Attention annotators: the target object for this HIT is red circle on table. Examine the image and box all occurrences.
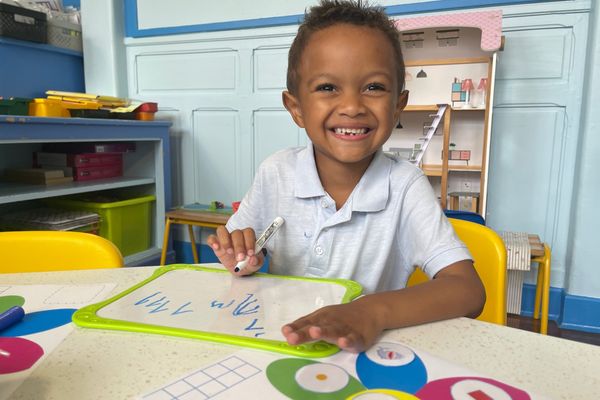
[0,337,44,374]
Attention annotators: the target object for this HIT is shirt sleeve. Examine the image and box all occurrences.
[398,173,472,279]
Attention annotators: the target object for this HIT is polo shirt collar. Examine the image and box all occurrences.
[294,144,391,213]
[294,143,326,198]
[352,150,390,212]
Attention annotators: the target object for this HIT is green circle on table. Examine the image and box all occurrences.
[266,358,365,399]
[0,296,25,313]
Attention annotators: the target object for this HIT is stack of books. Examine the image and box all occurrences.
[3,167,73,185]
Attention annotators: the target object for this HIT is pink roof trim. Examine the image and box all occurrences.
[394,10,503,52]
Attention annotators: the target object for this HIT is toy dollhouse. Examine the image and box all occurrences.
[387,10,502,216]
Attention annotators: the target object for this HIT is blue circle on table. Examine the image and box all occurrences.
[0,309,76,337]
[356,342,427,393]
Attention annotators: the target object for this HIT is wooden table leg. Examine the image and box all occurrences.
[187,224,199,264]
[160,217,172,266]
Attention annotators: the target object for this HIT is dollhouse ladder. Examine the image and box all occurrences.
[410,104,448,166]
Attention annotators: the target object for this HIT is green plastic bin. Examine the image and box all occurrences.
[46,194,155,257]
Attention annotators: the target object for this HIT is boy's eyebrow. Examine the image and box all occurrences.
[305,71,394,85]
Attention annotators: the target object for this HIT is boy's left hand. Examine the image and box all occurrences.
[281,300,383,353]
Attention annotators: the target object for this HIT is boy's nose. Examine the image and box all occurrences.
[337,92,366,117]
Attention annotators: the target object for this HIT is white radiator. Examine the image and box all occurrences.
[499,232,531,314]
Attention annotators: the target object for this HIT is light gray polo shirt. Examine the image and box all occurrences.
[226,144,471,294]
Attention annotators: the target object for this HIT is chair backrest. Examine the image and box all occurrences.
[0,231,124,273]
[407,218,507,325]
[443,209,486,225]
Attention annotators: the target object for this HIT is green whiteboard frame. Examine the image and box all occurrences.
[72,264,363,358]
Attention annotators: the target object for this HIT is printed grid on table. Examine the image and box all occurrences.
[142,356,261,400]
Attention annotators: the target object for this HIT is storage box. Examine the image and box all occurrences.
[72,163,123,181]
[35,152,123,168]
[47,18,81,52]
[0,97,31,115]
[46,193,156,256]
[0,3,47,43]
[29,98,101,117]
[68,109,136,120]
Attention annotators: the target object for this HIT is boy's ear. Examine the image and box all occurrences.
[282,91,305,128]
[394,90,409,123]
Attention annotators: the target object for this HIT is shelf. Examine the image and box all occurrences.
[0,177,155,204]
[451,107,486,112]
[405,105,440,112]
[448,165,482,172]
[421,164,482,177]
[422,164,443,177]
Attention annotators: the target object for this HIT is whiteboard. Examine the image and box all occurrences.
[72,265,362,357]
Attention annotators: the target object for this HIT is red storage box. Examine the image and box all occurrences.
[73,164,123,181]
[35,152,123,168]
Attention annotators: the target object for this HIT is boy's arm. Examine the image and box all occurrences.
[282,259,485,353]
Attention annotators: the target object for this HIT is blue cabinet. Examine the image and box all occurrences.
[0,116,171,265]
[0,37,84,98]
[487,10,589,287]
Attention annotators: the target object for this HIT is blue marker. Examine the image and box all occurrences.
[0,306,25,331]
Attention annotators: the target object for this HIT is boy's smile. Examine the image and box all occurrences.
[283,23,408,175]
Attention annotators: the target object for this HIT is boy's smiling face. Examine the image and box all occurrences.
[283,23,408,172]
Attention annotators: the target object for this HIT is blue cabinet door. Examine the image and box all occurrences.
[487,11,589,286]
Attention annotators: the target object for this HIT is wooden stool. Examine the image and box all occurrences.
[160,209,231,265]
[448,191,480,213]
[528,235,551,335]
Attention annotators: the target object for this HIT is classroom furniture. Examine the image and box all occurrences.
[0,116,171,266]
[0,231,123,273]
[443,209,485,225]
[501,232,551,335]
[448,191,480,213]
[160,209,230,265]
[4,266,599,400]
[407,218,507,325]
[530,237,552,335]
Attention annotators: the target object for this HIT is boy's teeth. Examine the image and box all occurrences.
[334,128,368,135]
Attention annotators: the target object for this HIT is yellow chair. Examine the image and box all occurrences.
[407,218,507,325]
[532,243,551,334]
[0,231,124,273]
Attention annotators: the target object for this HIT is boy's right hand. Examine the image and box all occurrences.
[207,226,264,276]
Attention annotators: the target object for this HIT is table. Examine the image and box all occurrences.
[3,266,599,400]
[160,209,231,265]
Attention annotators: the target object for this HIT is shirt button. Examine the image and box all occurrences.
[321,199,328,208]
[315,245,324,255]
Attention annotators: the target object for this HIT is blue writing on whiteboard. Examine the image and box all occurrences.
[172,301,193,315]
[245,318,265,337]
[210,299,235,309]
[233,293,260,316]
[135,291,170,313]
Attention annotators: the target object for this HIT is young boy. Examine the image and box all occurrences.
[207,0,485,353]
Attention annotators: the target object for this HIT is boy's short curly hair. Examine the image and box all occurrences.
[286,0,405,95]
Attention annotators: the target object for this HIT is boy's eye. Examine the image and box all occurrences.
[366,83,386,91]
[316,83,336,92]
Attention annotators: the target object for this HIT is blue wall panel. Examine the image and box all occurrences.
[0,38,84,98]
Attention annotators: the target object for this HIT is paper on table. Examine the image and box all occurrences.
[0,283,117,400]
